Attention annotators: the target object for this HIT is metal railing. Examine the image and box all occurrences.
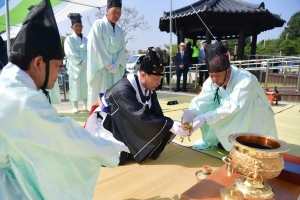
[166,56,300,91]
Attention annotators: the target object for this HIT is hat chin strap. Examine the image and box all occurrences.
[41,60,51,104]
[213,70,227,105]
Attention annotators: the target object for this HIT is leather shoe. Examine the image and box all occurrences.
[174,88,181,92]
[182,88,187,92]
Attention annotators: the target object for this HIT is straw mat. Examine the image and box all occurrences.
[57,109,89,126]
[92,143,224,200]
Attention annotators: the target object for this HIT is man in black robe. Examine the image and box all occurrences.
[102,47,189,165]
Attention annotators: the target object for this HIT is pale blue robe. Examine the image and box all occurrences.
[64,32,88,102]
[189,65,277,151]
[0,63,120,200]
[86,16,126,110]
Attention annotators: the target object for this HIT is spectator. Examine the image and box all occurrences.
[175,42,189,92]
[198,41,208,86]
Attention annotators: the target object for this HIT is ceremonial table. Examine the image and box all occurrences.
[180,164,300,200]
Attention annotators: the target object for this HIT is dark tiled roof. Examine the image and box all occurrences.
[159,0,285,38]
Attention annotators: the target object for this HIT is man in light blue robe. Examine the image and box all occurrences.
[183,42,277,151]
[86,0,126,110]
[64,13,88,113]
[0,0,122,199]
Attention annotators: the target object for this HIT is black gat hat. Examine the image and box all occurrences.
[140,47,168,76]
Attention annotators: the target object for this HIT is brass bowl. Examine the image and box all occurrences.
[226,133,290,180]
[223,133,290,199]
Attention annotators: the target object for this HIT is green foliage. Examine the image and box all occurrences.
[163,44,178,57]
[280,11,300,40]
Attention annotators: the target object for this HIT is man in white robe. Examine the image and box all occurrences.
[183,42,277,151]
[86,0,126,110]
[64,13,88,113]
[0,1,123,199]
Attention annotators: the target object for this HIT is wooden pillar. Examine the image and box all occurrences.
[250,25,258,59]
[177,31,181,46]
[193,38,197,46]
[206,29,212,44]
[237,29,245,60]
[250,34,257,59]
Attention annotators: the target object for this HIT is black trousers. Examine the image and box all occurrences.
[176,69,188,90]
[199,65,208,86]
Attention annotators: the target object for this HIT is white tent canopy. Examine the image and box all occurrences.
[0,0,107,40]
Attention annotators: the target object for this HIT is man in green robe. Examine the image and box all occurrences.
[86,0,126,110]
[0,0,123,199]
[183,42,277,151]
[64,13,88,113]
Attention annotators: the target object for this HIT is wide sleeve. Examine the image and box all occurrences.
[64,36,82,65]
[202,76,257,126]
[87,20,112,82]
[113,27,126,68]
[3,92,121,199]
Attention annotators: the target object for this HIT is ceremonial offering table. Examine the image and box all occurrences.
[266,93,281,106]
[180,164,300,200]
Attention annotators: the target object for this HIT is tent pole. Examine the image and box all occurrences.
[5,0,10,57]
[169,0,172,91]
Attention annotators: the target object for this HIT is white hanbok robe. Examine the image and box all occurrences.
[189,65,277,151]
[86,16,126,110]
[64,32,88,102]
[0,63,120,200]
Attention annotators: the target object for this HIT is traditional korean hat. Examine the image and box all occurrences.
[67,13,82,25]
[107,0,122,9]
[139,47,168,76]
[10,0,63,102]
[206,42,230,73]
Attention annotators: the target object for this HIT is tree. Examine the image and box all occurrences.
[280,11,300,41]
[118,6,151,44]
[89,6,151,44]
[163,44,178,57]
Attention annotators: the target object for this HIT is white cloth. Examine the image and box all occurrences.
[64,32,88,102]
[0,63,121,200]
[189,65,277,151]
[192,115,205,132]
[86,16,126,110]
[170,121,190,138]
[85,111,130,153]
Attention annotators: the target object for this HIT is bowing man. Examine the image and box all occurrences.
[100,47,190,165]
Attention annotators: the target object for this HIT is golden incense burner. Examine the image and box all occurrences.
[222,133,289,199]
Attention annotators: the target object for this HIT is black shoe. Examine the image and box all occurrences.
[182,88,187,92]
[174,89,181,92]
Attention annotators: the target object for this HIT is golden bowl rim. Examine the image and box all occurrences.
[228,133,290,153]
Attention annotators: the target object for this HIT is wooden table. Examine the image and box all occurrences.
[180,164,300,200]
[266,93,281,106]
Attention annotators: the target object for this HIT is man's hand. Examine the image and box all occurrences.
[109,63,119,74]
[192,115,205,132]
[179,65,184,69]
[105,64,113,72]
[82,60,87,68]
[170,121,190,138]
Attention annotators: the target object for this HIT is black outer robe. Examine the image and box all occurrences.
[103,77,174,164]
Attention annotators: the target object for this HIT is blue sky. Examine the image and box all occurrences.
[68,0,300,54]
